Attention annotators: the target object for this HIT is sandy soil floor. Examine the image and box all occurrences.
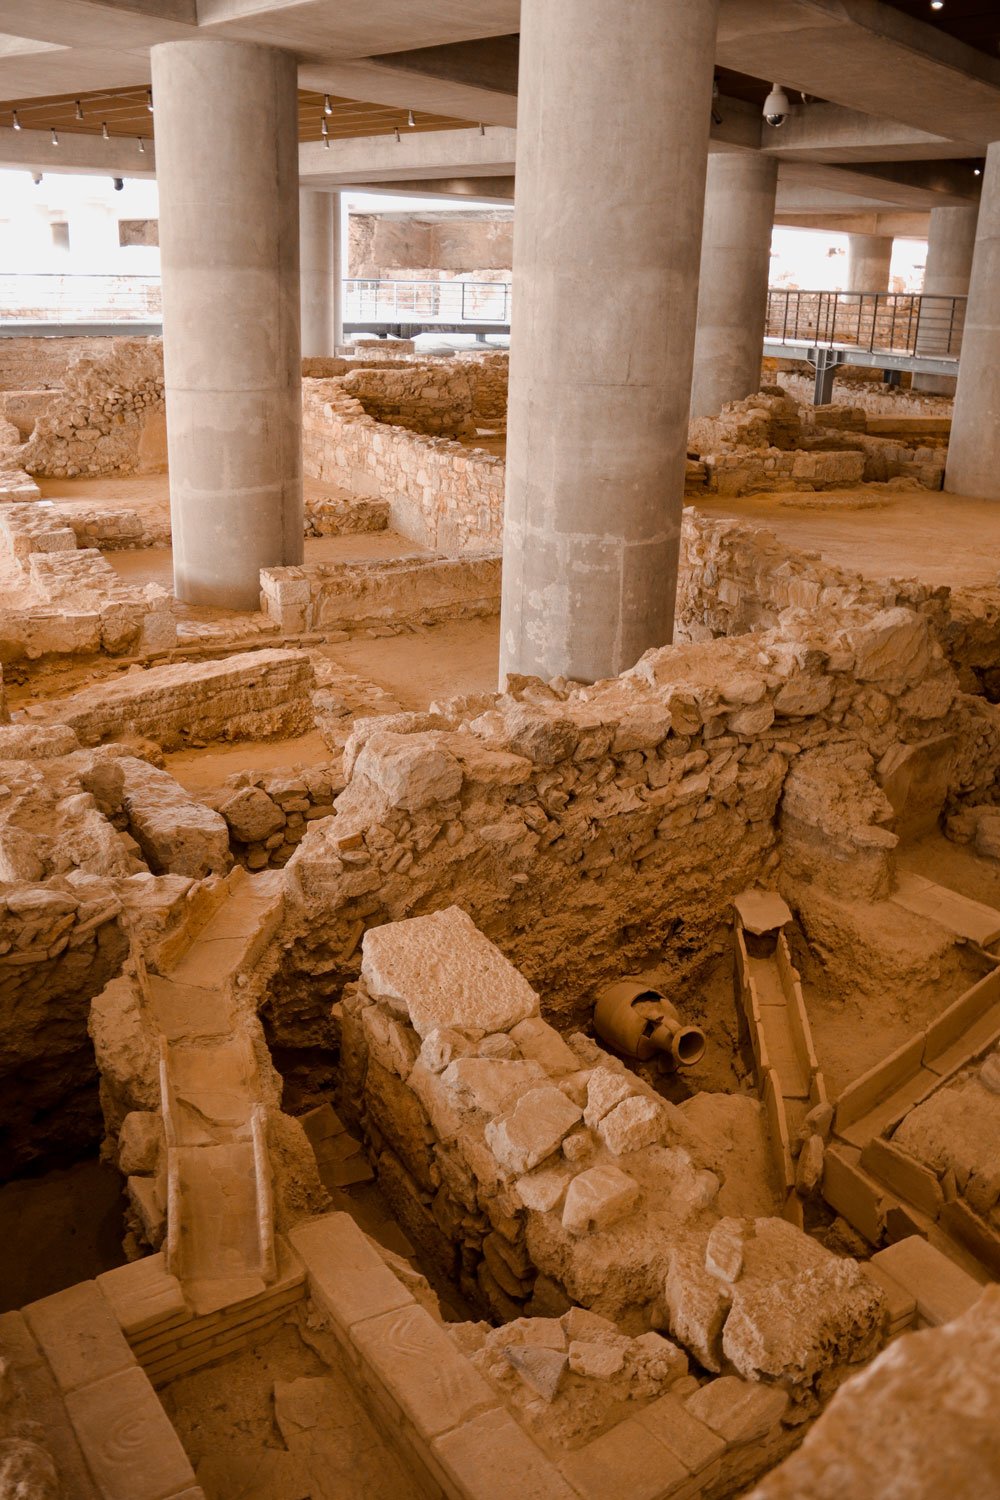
[106,529,429,592]
[697,486,1000,588]
[322,616,500,710]
[0,1157,126,1311]
[163,1317,423,1500]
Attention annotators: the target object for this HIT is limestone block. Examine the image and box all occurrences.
[23,1281,136,1393]
[597,1096,668,1156]
[635,1392,726,1476]
[503,1345,568,1400]
[442,1056,549,1117]
[64,1366,197,1500]
[118,1110,165,1175]
[119,758,231,879]
[288,1212,414,1331]
[663,1244,730,1373]
[351,1302,497,1440]
[685,1375,788,1444]
[847,607,932,687]
[433,1407,576,1500]
[568,1339,625,1379]
[361,907,539,1039]
[582,1067,637,1129]
[509,1018,581,1076]
[516,1163,573,1214]
[353,729,463,812]
[486,1087,583,1176]
[559,1415,688,1500]
[219,786,285,844]
[744,1288,1000,1500]
[562,1165,640,1237]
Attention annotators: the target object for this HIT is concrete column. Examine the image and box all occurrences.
[845,233,893,293]
[500,0,720,685]
[912,204,978,394]
[300,188,343,357]
[690,152,778,420]
[946,144,1000,498]
[151,39,302,610]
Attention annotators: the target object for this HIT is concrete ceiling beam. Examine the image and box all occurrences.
[716,0,1000,148]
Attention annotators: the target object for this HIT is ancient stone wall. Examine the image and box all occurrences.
[457,350,509,427]
[349,211,513,276]
[0,336,121,391]
[261,554,501,634]
[339,363,477,438]
[11,339,166,478]
[284,571,972,1041]
[302,378,505,554]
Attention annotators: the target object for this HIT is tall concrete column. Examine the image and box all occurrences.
[300,188,343,357]
[151,39,302,610]
[912,204,978,395]
[846,233,893,292]
[690,152,778,420]
[500,0,720,685]
[946,144,1000,499]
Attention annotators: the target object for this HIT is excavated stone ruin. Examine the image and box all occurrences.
[0,339,998,1500]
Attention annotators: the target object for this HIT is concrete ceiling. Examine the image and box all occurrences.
[0,0,994,223]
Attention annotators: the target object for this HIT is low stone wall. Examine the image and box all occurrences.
[705,447,866,496]
[260,554,501,634]
[0,335,121,392]
[10,338,166,478]
[0,878,126,1172]
[456,349,509,427]
[302,378,504,553]
[339,363,476,438]
[33,648,316,749]
[212,766,339,871]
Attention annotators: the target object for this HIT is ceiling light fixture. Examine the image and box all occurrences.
[102,121,109,140]
[323,94,332,115]
[394,127,401,142]
[146,88,154,112]
[407,109,415,127]
[75,99,84,121]
[51,128,59,146]
[930,1,944,10]
[324,133,330,150]
[479,122,485,135]
[974,166,982,176]
[11,110,20,130]
[321,117,328,139]
[137,136,145,154]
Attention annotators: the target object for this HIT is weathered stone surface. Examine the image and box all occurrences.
[442,1056,548,1117]
[487,1087,582,1176]
[503,1345,568,1402]
[562,1166,640,1236]
[353,730,463,812]
[219,785,285,843]
[582,1067,637,1129]
[119,757,230,879]
[686,1375,788,1443]
[362,906,539,1039]
[597,1095,667,1156]
[746,1288,1000,1500]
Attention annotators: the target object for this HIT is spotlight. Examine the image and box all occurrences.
[394,127,401,142]
[930,1,944,9]
[407,108,415,127]
[112,177,124,191]
[479,122,485,135]
[50,128,59,146]
[146,88,153,112]
[321,117,328,139]
[137,136,145,154]
[11,110,20,130]
[75,99,84,121]
[102,121,109,140]
[323,94,332,115]
[974,166,982,176]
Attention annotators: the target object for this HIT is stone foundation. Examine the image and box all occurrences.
[261,554,501,634]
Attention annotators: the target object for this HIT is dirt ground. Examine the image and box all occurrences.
[0,1156,126,1311]
[697,485,1000,588]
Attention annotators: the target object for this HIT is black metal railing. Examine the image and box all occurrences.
[765,288,966,361]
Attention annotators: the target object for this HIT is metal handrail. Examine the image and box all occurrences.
[765,288,966,361]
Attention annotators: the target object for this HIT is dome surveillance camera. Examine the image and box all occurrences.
[763,83,791,128]
[112,177,124,191]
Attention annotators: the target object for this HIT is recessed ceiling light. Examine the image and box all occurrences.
[974,166,982,176]
[930,1,943,10]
